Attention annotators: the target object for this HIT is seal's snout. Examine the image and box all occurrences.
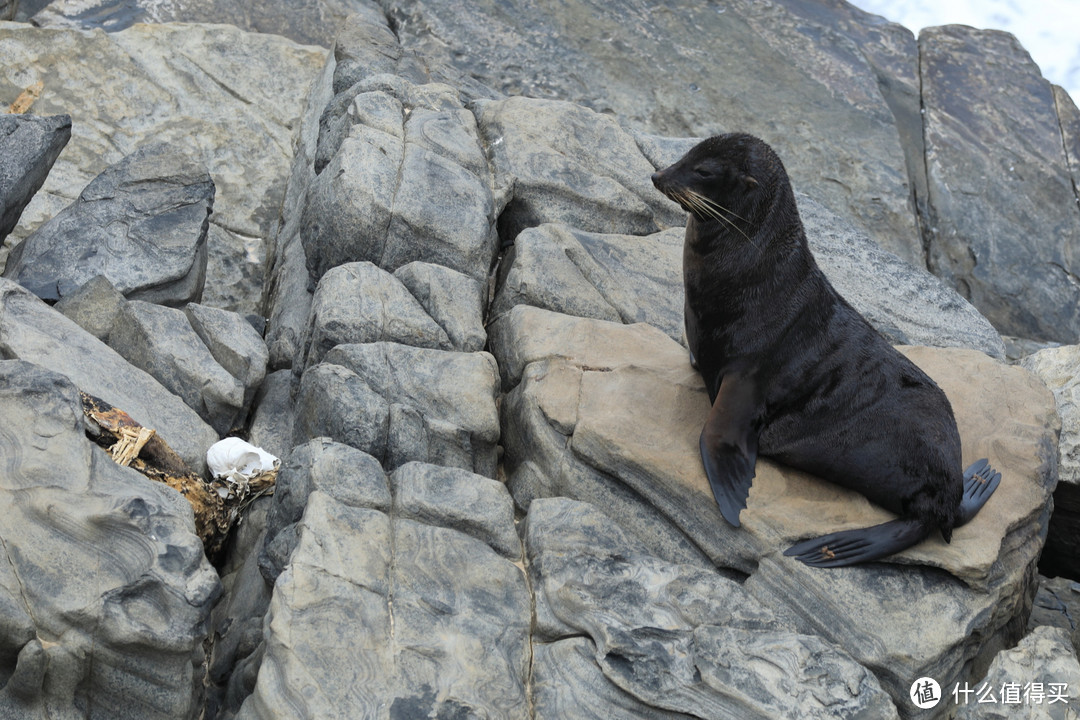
[651,170,664,189]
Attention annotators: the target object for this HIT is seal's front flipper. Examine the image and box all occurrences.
[700,427,757,527]
[783,518,933,568]
[700,370,761,527]
[956,458,1001,527]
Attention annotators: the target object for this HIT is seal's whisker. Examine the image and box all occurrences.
[681,190,758,249]
[691,192,750,223]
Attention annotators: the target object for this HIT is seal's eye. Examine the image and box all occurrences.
[693,167,714,180]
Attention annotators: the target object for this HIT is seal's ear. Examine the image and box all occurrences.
[742,174,759,189]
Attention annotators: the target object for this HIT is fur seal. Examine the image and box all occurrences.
[650,133,1001,567]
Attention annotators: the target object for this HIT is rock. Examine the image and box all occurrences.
[246,370,297,463]
[1028,575,1080,652]
[4,143,214,305]
[391,461,519,559]
[476,96,686,241]
[491,224,686,344]
[206,499,273,720]
[531,638,697,719]
[0,359,220,719]
[0,278,218,473]
[1007,336,1065,365]
[797,192,1006,358]
[203,224,267,318]
[29,0,367,48]
[321,342,501,476]
[329,8,498,110]
[393,261,487,353]
[920,25,1080,343]
[0,21,326,314]
[259,439,392,583]
[525,497,898,719]
[954,626,1080,719]
[262,9,500,369]
[300,86,404,282]
[388,0,922,263]
[0,113,70,243]
[300,76,499,283]
[1022,345,1080,579]
[492,305,1058,709]
[262,226,315,371]
[184,302,269,410]
[292,363,390,465]
[53,274,127,343]
[261,55,336,370]
[301,261,450,369]
[0,0,14,21]
[109,300,246,435]
[242,453,530,719]
[1056,85,1080,209]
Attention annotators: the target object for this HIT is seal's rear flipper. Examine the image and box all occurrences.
[956,458,1001,526]
[783,518,932,568]
[700,428,756,527]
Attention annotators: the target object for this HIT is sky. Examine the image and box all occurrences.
[848,0,1080,102]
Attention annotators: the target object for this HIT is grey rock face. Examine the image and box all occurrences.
[184,302,269,409]
[203,224,268,318]
[477,97,685,240]
[53,274,127,343]
[292,363,390,463]
[260,439,391,584]
[1057,85,1080,205]
[261,8,499,370]
[0,278,218,473]
[110,300,246,435]
[387,0,921,263]
[525,497,898,720]
[246,369,297,463]
[531,638,697,719]
[1028,575,1080,652]
[391,461,519,559]
[321,342,501,476]
[393,261,487,352]
[300,77,498,283]
[921,26,1080,343]
[261,55,336,370]
[1023,345,1080,579]
[954,626,1080,720]
[492,224,686,344]
[302,261,450,369]
[30,0,370,48]
[206,498,273,720]
[797,193,1006,358]
[243,447,530,719]
[0,113,71,242]
[0,360,219,719]
[4,144,213,305]
[0,22,326,316]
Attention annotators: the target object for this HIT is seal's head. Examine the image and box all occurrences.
[651,133,792,234]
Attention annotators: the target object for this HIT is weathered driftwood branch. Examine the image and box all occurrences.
[80,391,275,557]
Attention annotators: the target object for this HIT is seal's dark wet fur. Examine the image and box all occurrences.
[652,133,1000,567]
